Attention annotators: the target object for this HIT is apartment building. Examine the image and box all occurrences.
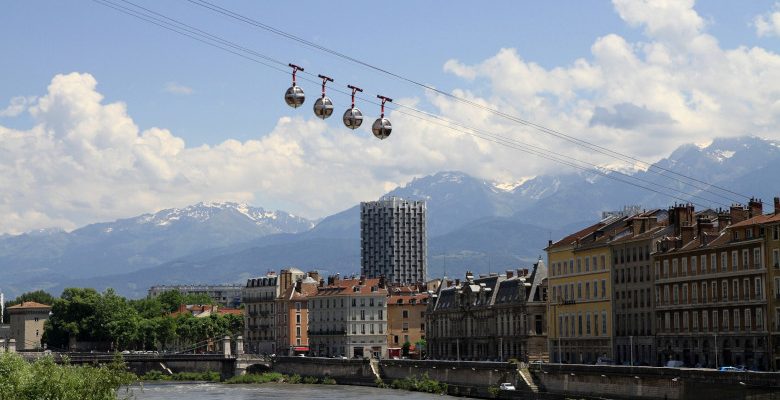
[426,265,546,362]
[7,301,51,351]
[654,200,769,370]
[610,210,670,366]
[243,272,283,354]
[308,276,389,359]
[148,284,243,308]
[361,197,427,284]
[547,215,626,364]
[387,289,428,358]
[275,274,318,356]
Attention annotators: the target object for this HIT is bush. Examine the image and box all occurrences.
[302,376,319,384]
[0,352,136,400]
[141,370,171,381]
[171,371,220,382]
[225,372,287,384]
[288,374,302,384]
[321,377,337,385]
[389,373,447,394]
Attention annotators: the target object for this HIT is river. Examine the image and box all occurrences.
[126,382,460,399]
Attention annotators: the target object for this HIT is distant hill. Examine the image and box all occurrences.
[3,136,779,298]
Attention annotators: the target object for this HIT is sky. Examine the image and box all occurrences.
[2,0,780,234]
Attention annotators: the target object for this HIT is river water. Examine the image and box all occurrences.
[126,382,460,400]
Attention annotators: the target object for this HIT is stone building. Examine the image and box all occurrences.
[654,200,770,370]
[610,210,669,366]
[547,216,626,364]
[243,272,282,354]
[148,284,243,308]
[8,301,51,351]
[361,197,427,284]
[387,288,428,358]
[426,264,547,362]
[308,276,389,358]
[762,197,780,369]
[275,274,318,356]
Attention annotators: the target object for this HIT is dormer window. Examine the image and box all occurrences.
[733,231,740,240]
[746,229,753,239]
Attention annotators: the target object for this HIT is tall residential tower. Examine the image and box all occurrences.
[361,197,427,284]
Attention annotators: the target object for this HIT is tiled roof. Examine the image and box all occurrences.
[730,213,780,228]
[7,301,51,310]
[312,278,388,297]
[389,293,429,305]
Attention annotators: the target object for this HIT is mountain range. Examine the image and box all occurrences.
[1,136,779,299]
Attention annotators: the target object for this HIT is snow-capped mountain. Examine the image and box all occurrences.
[3,136,780,299]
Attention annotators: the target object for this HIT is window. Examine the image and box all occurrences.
[585,282,590,299]
[691,257,697,275]
[296,327,301,337]
[702,282,708,303]
[711,254,717,273]
[712,281,718,301]
[682,311,689,331]
[664,312,671,331]
[578,313,583,336]
[296,314,301,324]
[378,310,384,320]
[601,255,606,270]
[672,259,678,276]
[755,277,763,300]
[774,249,780,268]
[370,324,375,334]
[774,225,780,241]
[713,310,718,332]
[577,258,582,273]
[578,283,582,300]
[361,298,366,306]
[681,258,687,276]
[754,248,762,269]
[402,310,408,318]
[585,257,590,272]
[602,311,607,334]
[733,279,739,301]
[682,284,688,304]
[701,255,707,273]
[593,280,598,298]
[732,251,738,271]
[692,284,698,304]
[361,324,366,334]
[352,299,356,307]
[360,310,365,320]
[721,253,728,272]
[664,286,670,305]
[370,298,374,307]
[743,249,749,270]
[655,261,660,279]
[569,259,574,274]
[663,260,669,277]
[295,302,301,311]
[734,309,740,331]
[722,280,729,301]
[674,312,680,331]
[703,311,709,331]
[723,310,729,330]
[586,313,591,335]
[673,285,679,305]
[745,309,752,331]
[743,279,750,301]
[756,308,764,329]
[601,280,606,299]
[402,322,409,332]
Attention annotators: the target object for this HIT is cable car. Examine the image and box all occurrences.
[284,64,305,108]
[313,74,334,119]
[343,85,364,129]
[372,95,392,139]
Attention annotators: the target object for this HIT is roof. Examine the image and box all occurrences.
[7,301,51,310]
[729,213,780,228]
[388,293,429,305]
[312,278,388,297]
[280,281,318,301]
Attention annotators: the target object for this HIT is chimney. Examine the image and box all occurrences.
[295,279,302,293]
[506,270,514,279]
[632,217,644,236]
[748,198,763,217]
[775,197,780,215]
[378,275,386,289]
[697,217,715,246]
[681,224,695,245]
[717,212,732,231]
[465,271,474,281]
[308,271,321,283]
[359,275,365,286]
[334,273,340,285]
[730,205,748,224]
[327,276,334,286]
[319,278,325,288]
[671,204,695,236]
[455,278,461,287]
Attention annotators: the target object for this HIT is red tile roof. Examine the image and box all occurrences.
[312,278,388,297]
[7,301,51,310]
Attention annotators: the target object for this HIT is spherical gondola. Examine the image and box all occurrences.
[313,74,334,119]
[372,95,393,140]
[343,84,364,129]
[284,63,305,108]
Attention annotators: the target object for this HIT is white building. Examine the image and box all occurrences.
[361,197,427,284]
[309,276,389,358]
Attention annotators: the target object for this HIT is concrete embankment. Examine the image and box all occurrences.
[272,357,780,400]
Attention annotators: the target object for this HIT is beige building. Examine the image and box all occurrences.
[308,276,389,359]
[275,274,318,356]
[8,301,51,351]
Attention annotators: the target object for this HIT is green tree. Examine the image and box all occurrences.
[402,341,411,357]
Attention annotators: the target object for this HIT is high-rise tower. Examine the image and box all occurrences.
[360,197,427,284]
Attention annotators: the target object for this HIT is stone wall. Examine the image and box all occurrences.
[535,364,780,400]
[272,357,376,385]
[378,359,518,387]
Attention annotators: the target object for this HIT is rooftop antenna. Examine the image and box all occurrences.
[443,253,447,278]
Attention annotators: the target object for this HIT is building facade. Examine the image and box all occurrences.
[243,272,281,354]
[765,198,780,369]
[148,284,243,308]
[361,197,427,284]
[275,274,318,356]
[308,276,389,358]
[547,216,624,364]
[610,210,669,366]
[426,265,546,362]
[387,290,428,358]
[8,301,51,351]
[654,201,770,370]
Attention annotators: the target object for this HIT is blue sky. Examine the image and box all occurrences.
[1,1,780,233]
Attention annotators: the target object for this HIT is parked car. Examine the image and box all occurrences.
[499,383,516,391]
[718,366,745,372]
[595,357,615,365]
[666,360,685,368]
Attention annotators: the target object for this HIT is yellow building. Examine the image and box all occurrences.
[547,216,626,364]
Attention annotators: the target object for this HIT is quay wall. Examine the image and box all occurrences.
[272,357,376,385]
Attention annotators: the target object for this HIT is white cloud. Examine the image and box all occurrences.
[0,96,36,117]
[755,3,780,37]
[4,1,780,234]
[164,82,194,95]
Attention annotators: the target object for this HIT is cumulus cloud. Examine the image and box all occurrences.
[4,1,780,233]
[164,82,194,95]
[0,96,36,117]
[755,3,780,37]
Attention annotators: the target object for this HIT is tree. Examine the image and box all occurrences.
[402,341,411,357]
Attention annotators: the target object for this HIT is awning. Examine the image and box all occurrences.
[293,347,309,351]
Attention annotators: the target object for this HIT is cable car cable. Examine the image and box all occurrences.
[92,0,736,209]
[183,0,751,204]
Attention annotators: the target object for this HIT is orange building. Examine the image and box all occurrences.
[275,276,318,356]
[387,291,429,358]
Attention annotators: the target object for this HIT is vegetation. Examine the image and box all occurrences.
[0,352,135,400]
[390,373,448,394]
[223,372,337,385]
[43,287,241,352]
[141,370,221,382]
